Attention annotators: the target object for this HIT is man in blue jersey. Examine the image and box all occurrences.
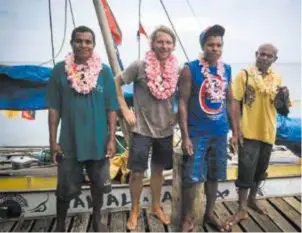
[179,25,235,231]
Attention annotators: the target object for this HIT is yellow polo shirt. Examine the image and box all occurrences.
[232,66,282,145]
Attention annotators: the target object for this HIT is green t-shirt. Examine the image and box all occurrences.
[47,61,119,161]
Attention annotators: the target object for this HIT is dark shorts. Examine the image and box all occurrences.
[182,135,228,185]
[56,155,111,201]
[235,139,272,188]
[127,133,173,172]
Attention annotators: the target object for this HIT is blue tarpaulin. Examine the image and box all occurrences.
[0,65,134,110]
[0,65,300,147]
[0,65,50,110]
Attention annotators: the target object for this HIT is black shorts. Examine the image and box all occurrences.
[127,133,173,172]
[56,155,111,201]
[235,139,272,188]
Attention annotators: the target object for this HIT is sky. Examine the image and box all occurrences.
[0,0,301,146]
[0,0,301,66]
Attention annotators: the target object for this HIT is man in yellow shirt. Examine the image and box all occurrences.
[229,44,289,226]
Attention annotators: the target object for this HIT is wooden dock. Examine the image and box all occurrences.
[0,195,300,232]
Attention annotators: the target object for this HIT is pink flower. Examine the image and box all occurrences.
[65,53,102,94]
[144,50,179,100]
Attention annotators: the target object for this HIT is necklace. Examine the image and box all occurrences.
[144,50,179,100]
[199,54,227,101]
[65,52,102,94]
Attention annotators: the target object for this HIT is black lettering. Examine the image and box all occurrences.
[73,197,85,208]
[216,189,230,199]
[143,196,149,203]
[106,194,119,207]
[121,193,131,206]
[161,191,172,203]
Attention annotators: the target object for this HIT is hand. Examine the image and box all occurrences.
[181,137,194,156]
[230,135,238,154]
[121,108,136,127]
[50,143,62,165]
[278,86,289,95]
[168,113,178,126]
[106,139,116,158]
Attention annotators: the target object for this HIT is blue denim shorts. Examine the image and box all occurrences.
[182,135,228,185]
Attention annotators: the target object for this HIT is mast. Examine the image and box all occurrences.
[92,0,130,143]
[138,0,142,59]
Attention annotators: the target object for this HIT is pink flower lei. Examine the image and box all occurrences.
[144,51,179,100]
[65,52,102,94]
[199,54,227,101]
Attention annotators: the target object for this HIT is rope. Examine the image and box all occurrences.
[47,0,55,66]
[184,0,201,27]
[159,0,189,61]
[138,0,142,59]
[68,0,76,28]
[39,0,68,66]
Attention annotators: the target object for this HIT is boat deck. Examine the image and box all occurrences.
[1,195,301,232]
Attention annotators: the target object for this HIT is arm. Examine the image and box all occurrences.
[106,110,117,157]
[47,65,62,164]
[48,108,60,147]
[231,71,246,148]
[114,75,136,126]
[48,108,62,165]
[227,85,239,137]
[178,65,193,155]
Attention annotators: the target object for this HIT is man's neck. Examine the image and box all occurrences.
[256,65,269,75]
[204,57,217,66]
[74,57,89,65]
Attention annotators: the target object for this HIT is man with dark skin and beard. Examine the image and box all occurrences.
[179,25,235,232]
[228,44,290,227]
[47,26,119,232]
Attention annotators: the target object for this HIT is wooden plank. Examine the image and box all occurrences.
[246,206,281,232]
[0,220,16,232]
[109,211,127,232]
[268,197,301,229]
[195,223,205,232]
[30,218,53,232]
[215,202,243,232]
[88,211,109,232]
[13,219,34,232]
[146,209,166,232]
[203,221,217,232]
[51,216,72,232]
[100,211,109,231]
[70,213,90,232]
[258,199,297,232]
[283,197,301,213]
[224,201,262,232]
[171,149,182,231]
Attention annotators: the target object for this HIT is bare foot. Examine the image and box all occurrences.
[181,219,195,232]
[150,208,171,225]
[248,201,268,215]
[204,214,229,232]
[227,210,249,227]
[127,211,139,231]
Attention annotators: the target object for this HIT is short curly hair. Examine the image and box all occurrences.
[150,25,176,46]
